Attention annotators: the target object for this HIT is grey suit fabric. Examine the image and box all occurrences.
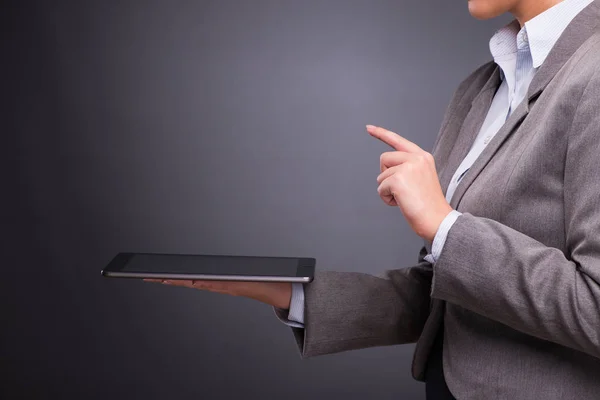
[279,1,600,398]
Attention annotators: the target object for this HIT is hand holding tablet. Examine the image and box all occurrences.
[101,252,316,309]
[141,278,295,309]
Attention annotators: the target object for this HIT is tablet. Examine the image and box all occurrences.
[101,252,315,283]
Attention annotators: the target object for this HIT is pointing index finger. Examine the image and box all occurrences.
[366,125,422,153]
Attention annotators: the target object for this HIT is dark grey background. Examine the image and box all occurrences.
[2,1,510,398]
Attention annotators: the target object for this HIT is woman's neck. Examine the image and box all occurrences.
[511,0,564,26]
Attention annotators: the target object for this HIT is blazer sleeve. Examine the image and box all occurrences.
[430,69,600,359]
[278,246,433,358]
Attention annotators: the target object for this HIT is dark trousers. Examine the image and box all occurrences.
[425,322,457,400]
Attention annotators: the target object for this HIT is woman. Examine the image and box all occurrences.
[148,0,600,398]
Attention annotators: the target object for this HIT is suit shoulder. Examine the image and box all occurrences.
[572,31,600,72]
[564,32,600,100]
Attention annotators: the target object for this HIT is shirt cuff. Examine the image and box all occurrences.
[273,283,305,328]
[430,210,462,263]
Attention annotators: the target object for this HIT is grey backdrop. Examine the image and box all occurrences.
[2,1,510,399]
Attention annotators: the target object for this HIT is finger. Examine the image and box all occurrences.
[380,151,414,172]
[143,279,163,283]
[163,279,195,288]
[377,164,401,185]
[192,280,234,290]
[367,125,422,153]
[192,280,237,294]
[191,280,213,290]
[377,178,398,206]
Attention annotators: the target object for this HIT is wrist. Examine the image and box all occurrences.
[272,282,293,309]
[249,282,292,310]
[423,204,454,242]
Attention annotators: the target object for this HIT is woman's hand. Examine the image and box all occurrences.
[144,279,292,310]
[367,124,453,242]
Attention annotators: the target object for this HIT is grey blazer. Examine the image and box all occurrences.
[279,1,600,398]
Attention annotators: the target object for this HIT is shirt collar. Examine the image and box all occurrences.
[525,0,595,68]
[489,0,595,70]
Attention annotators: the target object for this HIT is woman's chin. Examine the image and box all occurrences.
[468,0,504,20]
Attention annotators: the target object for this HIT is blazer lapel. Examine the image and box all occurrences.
[438,67,501,196]
[447,0,600,210]
[448,97,529,209]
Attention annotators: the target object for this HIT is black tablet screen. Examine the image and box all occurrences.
[121,254,301,277]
